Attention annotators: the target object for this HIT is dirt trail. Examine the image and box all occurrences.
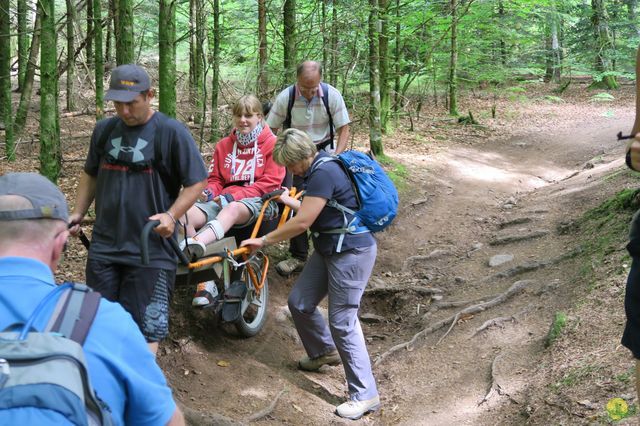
[155,102,635,425]
[375,113,631,425]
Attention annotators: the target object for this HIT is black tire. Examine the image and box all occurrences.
[234,257,269,337]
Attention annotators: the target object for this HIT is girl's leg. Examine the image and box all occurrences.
[193,202,252,245]
[179,205,208,237]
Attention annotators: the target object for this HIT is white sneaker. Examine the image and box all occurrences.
[192,280,218,307]
[179,237,206,260]
[335,395,380,420]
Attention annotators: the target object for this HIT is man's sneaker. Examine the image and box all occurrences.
[275,257,305,277]
[192,280,218,307]
[179,237,206,260]
[298,350,341,371]
[335,395,381,420]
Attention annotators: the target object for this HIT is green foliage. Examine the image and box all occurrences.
[550,363,602,391]
[543,95,564,104]
[545,311,567,348]
[590,92,615,103]
[378,155,408,192]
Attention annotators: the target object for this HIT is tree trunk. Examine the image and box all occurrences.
[498,0,506,66]
[189,0,205,124]
[330,0,338,87]
[17,0,29,90]
[86,0,93,67]
[66,0,77,112]
[591,0,618,89]
[159,0,176,118]
[106,0,114,63]
[0,0,13,160]
[379,0,389,133]
[321,0,328,69]
[283,0,296,83]
[39,0,62,182]
[209,0,221,142]
[627,0,640,38]
[368,0,383,156]
[94,0,104,118]
[14,11,41,134]
[393,0,400,113]
[257,0,267,96]
[448,0,459,116]
[544,9,561,83]
[115,0,133,65]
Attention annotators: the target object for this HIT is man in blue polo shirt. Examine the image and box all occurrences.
[0,172,184,425]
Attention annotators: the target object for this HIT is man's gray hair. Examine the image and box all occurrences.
[296,61,323,78]
[273,129,317,166]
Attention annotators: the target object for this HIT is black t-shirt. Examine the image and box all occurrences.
[84,112,208,269]
[304,152,376,255]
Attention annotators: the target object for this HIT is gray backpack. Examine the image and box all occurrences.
[0,283,113,425]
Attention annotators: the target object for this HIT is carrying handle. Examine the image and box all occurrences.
[141,220,190,266]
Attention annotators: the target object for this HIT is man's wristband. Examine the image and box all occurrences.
[261,235,269,246]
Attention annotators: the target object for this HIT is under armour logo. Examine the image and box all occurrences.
[109,137,149,163]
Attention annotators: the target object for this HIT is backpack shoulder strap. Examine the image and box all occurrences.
[320,82,334,141]
[46,283,101,345]
[152,112,182,200]
[96,116,121,156]
[284,85,296,130]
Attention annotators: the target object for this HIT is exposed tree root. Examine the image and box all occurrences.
[470,316,516,338]
[478,352,505,406]
[181,403,242,426]
[497,217,533,229]
[483,247,582,282]
[489,230,550,246]
[365,286,443,297]
[374,280,535,366]
[243,388,287,423]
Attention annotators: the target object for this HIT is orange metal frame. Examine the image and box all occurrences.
[184,188,303,294]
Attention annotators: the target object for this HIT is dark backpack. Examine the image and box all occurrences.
[283,82,335,150]
[0,283,113,425]
[311,151,399,252]
[96,113,181,200]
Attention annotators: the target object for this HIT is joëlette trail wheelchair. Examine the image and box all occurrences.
[141,189,300,337]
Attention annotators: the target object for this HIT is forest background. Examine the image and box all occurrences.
[0,0,639,176]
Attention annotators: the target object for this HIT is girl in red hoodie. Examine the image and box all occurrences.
[178,95,285,306]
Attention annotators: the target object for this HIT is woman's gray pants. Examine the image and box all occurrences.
[288,243,378,401]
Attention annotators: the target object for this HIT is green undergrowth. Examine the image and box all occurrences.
[377,155,409,193]
[576,188,640,286]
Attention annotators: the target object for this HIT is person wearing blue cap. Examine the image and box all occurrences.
[0,172,185,425]
[69,64,208,354]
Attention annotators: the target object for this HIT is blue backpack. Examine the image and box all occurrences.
[0,283,113,425]
[313,151,399,251]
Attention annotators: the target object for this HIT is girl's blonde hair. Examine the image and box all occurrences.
[232,95,263,118]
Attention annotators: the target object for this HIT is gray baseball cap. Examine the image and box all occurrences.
[105,64,151,102]
[0,172,69,223]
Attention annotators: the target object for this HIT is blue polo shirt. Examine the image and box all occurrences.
[0,257,176,425]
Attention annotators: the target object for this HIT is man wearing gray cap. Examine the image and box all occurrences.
[69,64,207,354]
[0,172,185,425]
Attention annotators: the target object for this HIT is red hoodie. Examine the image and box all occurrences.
[205,123,285,201]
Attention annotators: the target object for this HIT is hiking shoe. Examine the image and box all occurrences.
[180,237,206,260]
[335,395,381,420]
[192,280,219,307]
[275,257,305,277]
[298,350,341,371]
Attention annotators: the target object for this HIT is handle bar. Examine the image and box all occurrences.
[141,220,190,266]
